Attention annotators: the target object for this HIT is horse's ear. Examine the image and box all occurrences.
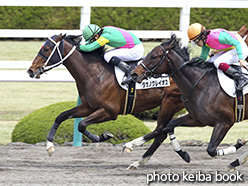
[162,45,174,51]
[62,34,66,40]
[166,45,174,51]
[58,33,66,39]
[238,24,247,37]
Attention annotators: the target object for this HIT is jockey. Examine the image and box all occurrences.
[188,23,248,90]
[79,24,144,85]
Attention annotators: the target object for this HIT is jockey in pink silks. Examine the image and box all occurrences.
[188,23,248,90]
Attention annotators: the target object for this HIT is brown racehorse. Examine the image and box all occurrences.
[131,33,248,171]
[27,34,184,169]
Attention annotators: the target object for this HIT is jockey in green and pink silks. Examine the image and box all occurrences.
[79,24,144,85]
[200,29,244,61]
[188,23,248,90]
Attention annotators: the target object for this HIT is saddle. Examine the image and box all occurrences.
[218,64,248,97]
[114,59,170,115]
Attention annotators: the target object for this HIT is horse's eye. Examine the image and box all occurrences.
[151,56,157,60]
[43,47,49,53]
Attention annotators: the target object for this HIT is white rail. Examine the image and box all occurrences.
[0,61,74,82]
[0,29,182,40]
[1,0,247,82]
[1,0,247,46]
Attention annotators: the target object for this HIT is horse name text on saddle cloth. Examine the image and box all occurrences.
[115,66,170,90]
[139,76,170,89]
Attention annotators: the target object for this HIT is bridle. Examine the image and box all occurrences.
[136,45,168,82]
[33,36,76,78]
[138,44,207,103]
[138,45,189,80]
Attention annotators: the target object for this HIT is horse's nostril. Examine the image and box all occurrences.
[27,69,34,78]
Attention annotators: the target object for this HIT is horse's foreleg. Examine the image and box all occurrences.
[122,126,165,153]
[216,138,248,156]
[126,133,167,170]
[163,115,198,163]
[168,132,190,163]
[206,124,248,158]
[47,104,92,157]
[164,114,207,163]
[122,136,146,153]
[80,127,114,142]
[78,108,116,142]
[207,123,234,157]
[126,92,184,169]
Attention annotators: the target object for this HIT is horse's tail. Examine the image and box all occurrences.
[64,34,82,46]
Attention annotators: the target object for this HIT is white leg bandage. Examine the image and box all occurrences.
[132,136,146,146]
[169,133,181,152]
[47,140,54,150]
[217,146,237,156]
[124,136,145,150]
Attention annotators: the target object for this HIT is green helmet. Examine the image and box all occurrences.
[82,24,101,42]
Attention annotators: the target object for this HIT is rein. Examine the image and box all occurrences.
[168,59,208,103]
[180,69,207,103]
[139,45,190,79]
[139,44,208,103]
[167,56,208,103]
[34,37,76,78]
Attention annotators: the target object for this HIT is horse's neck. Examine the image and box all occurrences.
[64,52,112,84]
[62,41,113,87]
[170,58,205,96]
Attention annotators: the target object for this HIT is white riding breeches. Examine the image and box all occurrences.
[104,43,144,62]
[207,38,248,68]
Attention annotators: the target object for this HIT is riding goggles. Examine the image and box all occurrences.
[191,35,204,47]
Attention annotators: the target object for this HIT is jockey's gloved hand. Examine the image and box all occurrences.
[195,57,205,63]
[76,45,81,52]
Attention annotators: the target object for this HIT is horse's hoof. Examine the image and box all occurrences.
[227,165,236,172]
[122,142,133,153]
[183,151,191,163]
[178,150,190,163]
[47,146,55,157]
[99,131,114,142]
[122,146,132,153]
[127,164,138,170]
[238,138,248,145]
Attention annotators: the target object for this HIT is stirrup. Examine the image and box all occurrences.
[121,74,132,85]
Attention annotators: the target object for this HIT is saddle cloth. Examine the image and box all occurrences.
[217,64,248,98]
[114,60,170,90]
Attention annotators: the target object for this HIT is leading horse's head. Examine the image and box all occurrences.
[27,34,69,79]
[131,34,189,83]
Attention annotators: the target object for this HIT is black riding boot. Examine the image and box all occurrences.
[225,66,248,90]
[117,61,133,85]
[109,56,132,85]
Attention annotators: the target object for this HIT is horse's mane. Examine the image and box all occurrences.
[161,34,190,62]
[64,34,107,59]
[188,57,212,69]
[162,34,213,70]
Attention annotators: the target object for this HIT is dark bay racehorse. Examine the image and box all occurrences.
[131,34,248,171]
[27,34,184,169]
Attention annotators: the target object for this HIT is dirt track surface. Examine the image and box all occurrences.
[0,143,247,186]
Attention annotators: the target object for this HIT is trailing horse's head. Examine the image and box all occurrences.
[27,34,66,79]
[132,34,189,83]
